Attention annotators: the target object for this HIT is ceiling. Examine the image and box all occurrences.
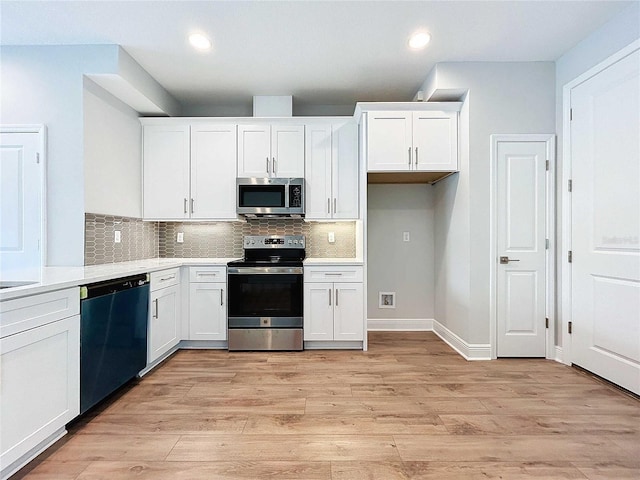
[0,1,633,113]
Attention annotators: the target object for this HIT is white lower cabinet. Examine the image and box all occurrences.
[148,269,181,363]
[188,267,227,341]
[0,288,80,480]
[304,266,364,342]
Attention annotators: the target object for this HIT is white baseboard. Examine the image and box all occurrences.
[554,346,564,363]
[431,319,491,361]
[367,318,491,361]
[367,318,433,331]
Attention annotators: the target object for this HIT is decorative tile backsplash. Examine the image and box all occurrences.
[159,219,356,259]
[84,213,159,266]
[85,214,356,265]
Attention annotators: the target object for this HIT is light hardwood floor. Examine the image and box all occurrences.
[14,332,640,479]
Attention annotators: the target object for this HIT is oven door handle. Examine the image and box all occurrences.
[228,267,303,275]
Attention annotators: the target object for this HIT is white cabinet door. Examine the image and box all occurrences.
[332,123,359,219]
[305,124,333,219]
[189,282,227,341]
[143,125,190,219]
[0,316,80,470]
[191,125,237,219]
[366,112,412,171]
[271,125,305,177]
[303,283,334,341]
[149,284,180,363]
[413,111,458,171]
[237,125,271,177]
[333,283,364,341]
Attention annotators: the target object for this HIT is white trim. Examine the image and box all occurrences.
[367,318,433,331]
[554,346,564,363]
[489,134,556,360]
[0,427,66,480]
[0,124,47,268]
[432,319,491,361]
[561,39,640,368]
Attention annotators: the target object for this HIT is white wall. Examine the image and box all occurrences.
[0,45,119,266]
[554,2,640,346]
[420,62,556,345]
[83,78,142,218]
[367,184,435,320]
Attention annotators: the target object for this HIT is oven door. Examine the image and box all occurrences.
[227,266,303,326]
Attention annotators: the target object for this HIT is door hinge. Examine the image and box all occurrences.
[570,108,573,121]
[545,317,549,329]
[36,152,40,164]
[568,321,573,334]
[568,179,572,192]
[545,160,549,171]
[568,250,572,263]
[545,238,550,250]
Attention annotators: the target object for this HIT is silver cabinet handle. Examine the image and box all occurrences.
[415,147,418,166]
[408,147,412,166]
[329,288,332,306]
[160,274,176,281]
[266,157,270,174]
[324,272,343,276]
[333,198,337,215]
[335,288,339,306]
[272,158,276,175]
[499,256,521,264]
[153,298,158,318]
[328,198,331,214]
[220,289,224,306]
[191,198,195,213]
[183,198,187,214]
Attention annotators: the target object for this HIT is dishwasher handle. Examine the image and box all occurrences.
[81,274,150,300]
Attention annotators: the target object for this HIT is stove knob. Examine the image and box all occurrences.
[294,239,298,244]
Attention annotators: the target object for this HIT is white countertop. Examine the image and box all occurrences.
[1,257,362,301]
[0,258,237,301]
[304,257,364,265]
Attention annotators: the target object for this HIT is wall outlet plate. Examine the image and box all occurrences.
[328,232,335,243]
[177,232,184,243]
[114,231,121,243]
[403,231,410,242]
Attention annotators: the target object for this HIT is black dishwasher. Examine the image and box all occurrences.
[80,274,149,414]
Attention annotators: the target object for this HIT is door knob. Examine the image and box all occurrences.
[500,256,520,264]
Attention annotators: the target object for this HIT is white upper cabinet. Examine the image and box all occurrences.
[142,123,237,220]
[366,112,413,171]
[190,125,237,219]
[412,111,458,171]
[143,125,190,219]
[366,110,458,172]
[238,124,304,178]
[305,122,359,220]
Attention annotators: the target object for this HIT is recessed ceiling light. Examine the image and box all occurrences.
[189,33,212,51]
[408,31,431,50]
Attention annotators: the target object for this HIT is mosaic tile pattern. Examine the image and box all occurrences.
[158,219,356,259]
[85,213,159,265]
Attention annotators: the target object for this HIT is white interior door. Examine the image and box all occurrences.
[496,140,548,357]
[0,129,43,279]
[570,48,640,394]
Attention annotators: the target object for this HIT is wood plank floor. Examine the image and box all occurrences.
[14,332,640,479]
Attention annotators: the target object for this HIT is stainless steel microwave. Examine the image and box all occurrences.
[236,178,305,217]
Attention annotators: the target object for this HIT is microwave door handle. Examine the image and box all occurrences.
[284,183,290,208]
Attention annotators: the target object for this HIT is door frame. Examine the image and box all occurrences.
[489,134,556,359]
[0,124,47,268]
[561,39,640,367]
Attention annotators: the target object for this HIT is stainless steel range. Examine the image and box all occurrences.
[227,235,305,351]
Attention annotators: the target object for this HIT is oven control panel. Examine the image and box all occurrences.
[244,235,305,249]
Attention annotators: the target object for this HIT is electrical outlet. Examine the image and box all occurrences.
[328,232,335,243]
[114,231,121,243]
[177,232,184,243]
[403,231,410,242]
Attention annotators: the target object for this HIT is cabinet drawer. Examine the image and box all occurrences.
[150,268,181,291]
[189,266,226,283]
[304,266,363,283]
[0,287,80,339]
